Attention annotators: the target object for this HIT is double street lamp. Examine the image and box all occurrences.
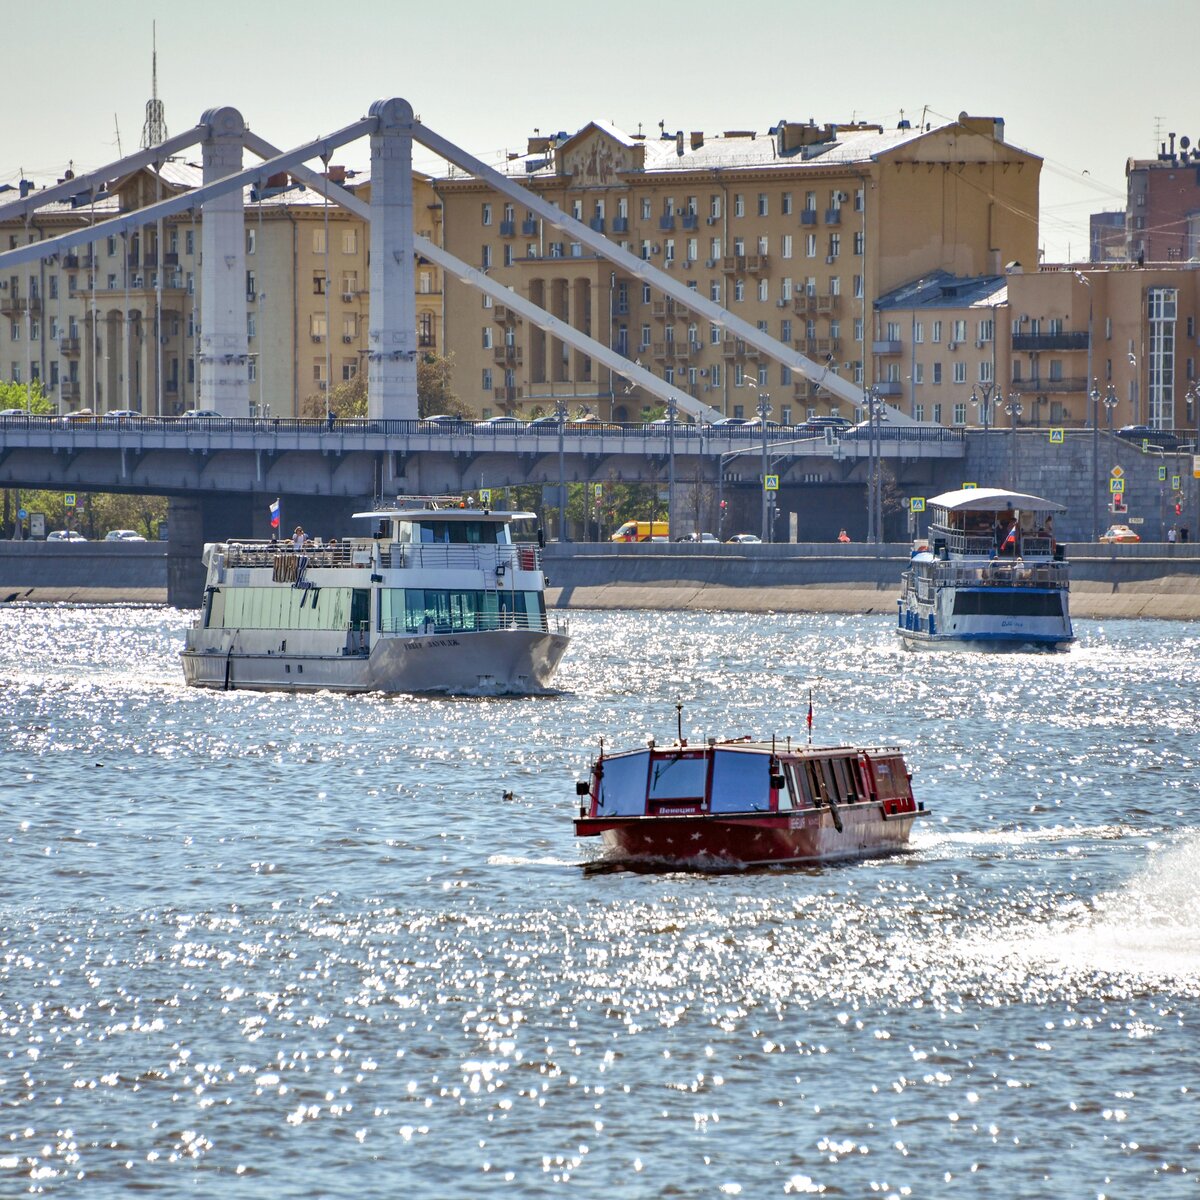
[1004,394,1024,490]
[1090,382,1121,540]
[863,388,888,544]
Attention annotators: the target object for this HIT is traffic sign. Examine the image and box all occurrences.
[1110,478,1125,493]
[910,497,926,513]
[17,507,27,519]
[1157,466,1167,482]
[1172,475,1181,490]
[593,484,602,499]
[1111,466,1124,479]
[962,482,977,490]
[1049,428,1064,443]
[763,474,779,492]
[64,493,76,508]
[479,488,491,504]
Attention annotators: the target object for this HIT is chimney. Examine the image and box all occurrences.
[326,164,346,183]
[690,131,704,150]
[676,130,684,157]
[18,178,33,198]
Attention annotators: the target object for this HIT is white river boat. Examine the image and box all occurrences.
[181,498,569,693]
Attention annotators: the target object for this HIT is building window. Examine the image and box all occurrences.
[980,360,993,383]
[931,320,942,343]
[953,362,966,384]
[734,194,745,218]
[710,281,721,303]
[343,229,357,254]
[952,320,967,342]
[481,245,492,269]
[641,198,652,220]
[781,234,793,260]
[853,231,864,255]
[734,279,745,302]
[757,279,768,302]
[482,326,493,349]
[482,203,492,226]
[709,194,721,219]
[313,273,326,295]
[782,192,792,216]
[953,402,967,425]
[247,312,256,340]
[418,312,434,348]
[757,193,768,217]
[932,362,942,384]
[805,233,817,258]
[313,228,326,255]
[310,313,326,340]
[913,363,924,384]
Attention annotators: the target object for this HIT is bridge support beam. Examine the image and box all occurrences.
[366,99,418,420]
[199,108,251,417]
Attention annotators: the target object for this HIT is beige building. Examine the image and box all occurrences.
[433,113,1040,422]
[0,164,443,418]
[876,262,1200,431]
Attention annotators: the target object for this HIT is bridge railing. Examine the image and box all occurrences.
[0,411,968,447]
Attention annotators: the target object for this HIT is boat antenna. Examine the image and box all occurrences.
[807,687,814,746]
[675,697,684,743]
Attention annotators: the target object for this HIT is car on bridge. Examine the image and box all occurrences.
[59,408,96,424]
[526,414,564,430]
[1116,424,1185,450]
[0,407,39,420]
[102,409,143,422]
[477,415,526,429]
[1098,524,1141,544]
[420,413,471,429]
[727,533,762,543]
[104,529,147,542]
[178,408,224,420]
[47,529,88,541]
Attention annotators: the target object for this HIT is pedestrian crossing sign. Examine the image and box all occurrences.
[64,493,76,508]
[910,497,926,513]
[1049,428,1064,443]
[479,488,492,504]
[763,474,779,492]
[1157,466,1167,482]
[1110,477,1125,493]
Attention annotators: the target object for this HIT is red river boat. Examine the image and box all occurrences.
[574,735,926,868]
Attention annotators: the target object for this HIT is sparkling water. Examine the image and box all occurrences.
[2,605,1198,1197]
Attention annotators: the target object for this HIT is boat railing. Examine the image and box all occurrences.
[385,544,541,572]
[224,540,363,569]
[929,525,1057,560]
[925,560,1070,589]
[380,609,552,635]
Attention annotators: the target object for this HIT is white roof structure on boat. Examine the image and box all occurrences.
[352,507,535,522]
[929,488,1065,513]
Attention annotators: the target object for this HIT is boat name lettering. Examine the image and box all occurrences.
[404,638,463,649]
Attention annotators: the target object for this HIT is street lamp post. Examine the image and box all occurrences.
[555,396,568,541]
[1005,394,1024,490]
[1090,380,1101,541]
[862,388,888,543]
[971,381,998,481]
[757,392,772,543]
[1188,382,1200,540]
[666,392,677,543]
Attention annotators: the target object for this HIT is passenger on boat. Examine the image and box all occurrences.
[837,529,851,543]
[293,526,306,551]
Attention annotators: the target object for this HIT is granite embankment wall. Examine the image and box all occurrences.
[0,541,167,603]
[2,539,1198,620]
[543,542,1200,621]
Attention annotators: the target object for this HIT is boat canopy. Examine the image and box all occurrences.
[927,488,1066,513]
[352,508,536,523]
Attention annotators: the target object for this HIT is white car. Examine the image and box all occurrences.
[102,409,143,421]
[104,529,147,542]
[46,530,88,542]
[727,533,762,543]
[179,408,223,419]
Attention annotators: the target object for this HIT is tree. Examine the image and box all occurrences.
[0,379,52,414]
[298,351,466,419]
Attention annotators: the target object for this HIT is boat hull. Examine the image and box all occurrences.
[577,804,917,868]
[182,628,570,695]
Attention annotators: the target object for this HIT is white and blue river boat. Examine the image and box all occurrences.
[896,487,1073,650]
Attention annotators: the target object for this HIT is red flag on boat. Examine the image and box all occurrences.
[807,691,813,730]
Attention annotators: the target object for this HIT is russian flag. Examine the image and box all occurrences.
[1003,523,1017,548]
[269,498,280,529]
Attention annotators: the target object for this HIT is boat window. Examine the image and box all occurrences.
[205,586,354,631]
[871,755,907,801]
[804,759,828,805]
[709,750,771,813]
[417,520,501,545]
[647,753,708,801]
[596,751,650,817]
[787,761,813,808]
[382,589,544,634]
[830,756,860,803]
[952,592,1064,616]
[205,587,223,628]
[351,589,370,630]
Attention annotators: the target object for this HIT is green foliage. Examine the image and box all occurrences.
[298,351,465,419]
[3,487,167,539]
[0,380,52,414]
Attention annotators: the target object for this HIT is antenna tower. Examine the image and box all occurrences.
[140,22,168,149]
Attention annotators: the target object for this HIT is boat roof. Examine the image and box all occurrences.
[352,508,535,522]
[928,487,1066,513]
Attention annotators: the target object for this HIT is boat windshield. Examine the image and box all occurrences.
[596,751,650,816]
[709,750,771,813]
[414,520,508,544]
[647,753,708,801]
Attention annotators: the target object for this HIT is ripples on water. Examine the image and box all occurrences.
[1,605,1199,1198]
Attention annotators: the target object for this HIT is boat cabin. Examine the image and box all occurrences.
[584,741,915,820]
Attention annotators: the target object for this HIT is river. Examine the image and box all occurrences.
[1,605,1198,1198]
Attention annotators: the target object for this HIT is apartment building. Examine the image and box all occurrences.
[433,113,1040,421]
[1126,132,1200,264]
[874,261,1200,431]
[0,164,443,417]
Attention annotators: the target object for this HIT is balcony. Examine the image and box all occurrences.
[1012,332,1090,352]
[873,380,902,396]
[824,208,841,225]
[658,215,676,231]
[681,213,699,230]
[589,217,606,234]
[61,381,81,401]
[0,294,26,315]
[815,294,841,314]
[745,254,768,274]
[59,336,81,355]
[793,381,811,400]
[499,220,516,237]
[1011,377,1088,394]
[492,345,523,365]
[611,217,629,234]
[800,210,817,225]
[521,218,538,236]
[493,304,517,324]
[873,340,903,355]
[493,385,523,403]
[720,337,739,359]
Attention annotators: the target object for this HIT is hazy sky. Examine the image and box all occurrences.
[2,0,1194,263]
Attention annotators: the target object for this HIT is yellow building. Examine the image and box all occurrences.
[433,113,1040,422]
[0,164,443,418]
